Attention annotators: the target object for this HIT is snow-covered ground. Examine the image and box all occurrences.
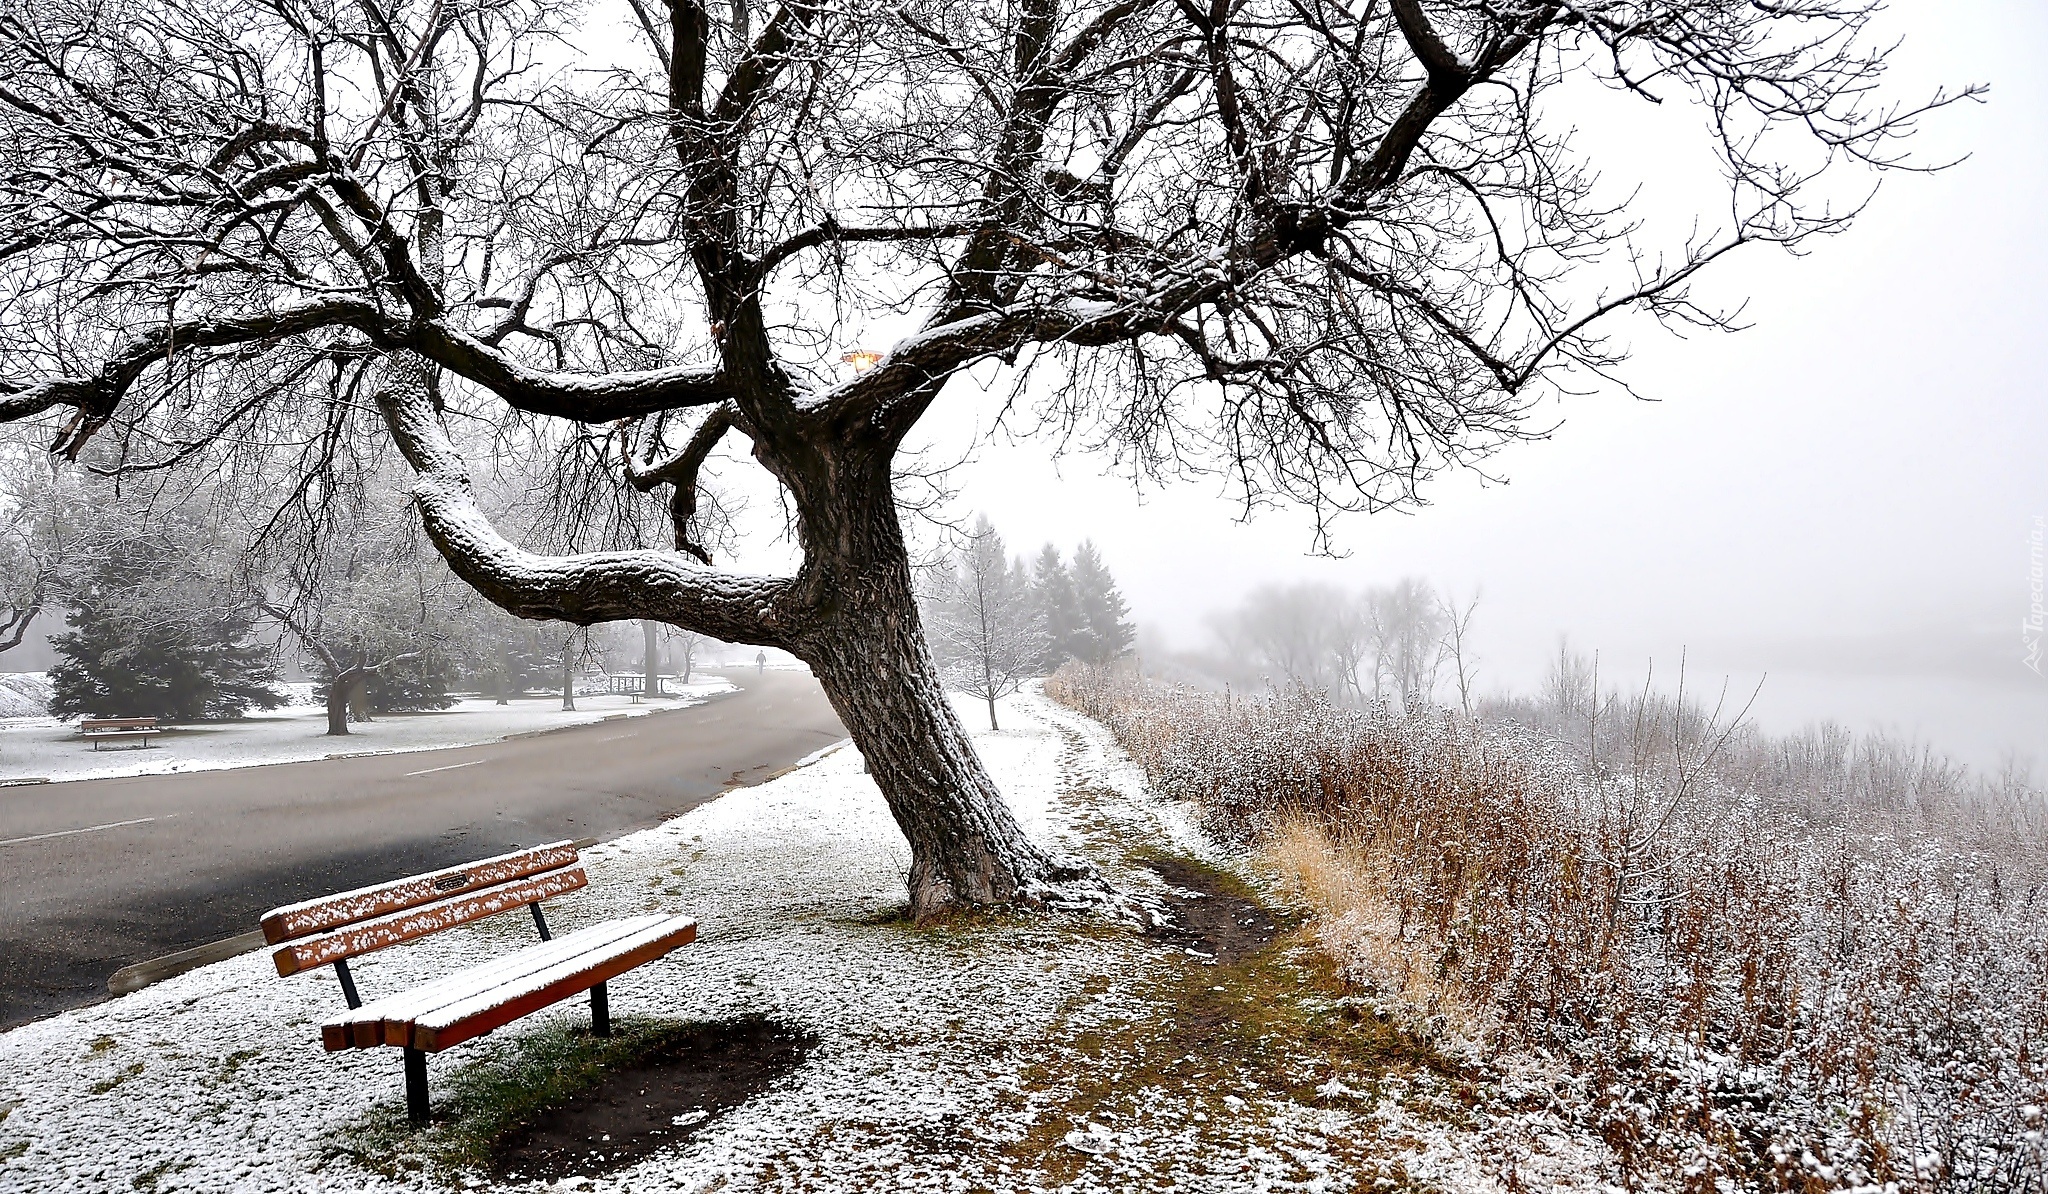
[0,679,736,784]
[0,672,52,720]
[0,686,1609,1193]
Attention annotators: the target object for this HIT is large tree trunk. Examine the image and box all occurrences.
[326,669,362,736]
[805,607,1062,918]
[784,472,1073,920]
[642,620,661,697]
[377,365,1087,921]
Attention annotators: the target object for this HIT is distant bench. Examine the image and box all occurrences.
[77,717,162,750]
[260,841,698,1124]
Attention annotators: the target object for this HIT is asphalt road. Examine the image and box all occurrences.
[0,668,845,1029]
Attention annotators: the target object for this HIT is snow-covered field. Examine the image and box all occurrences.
[0,686,1607,1194]
[0,679,736,784]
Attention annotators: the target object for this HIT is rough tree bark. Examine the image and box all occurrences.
[787,485,1061,910]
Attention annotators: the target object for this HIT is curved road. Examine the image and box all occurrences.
[0,669,844,1029]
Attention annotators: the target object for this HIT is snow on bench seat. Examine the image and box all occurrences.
[322,915,669,1050]
[324,913,698,1053]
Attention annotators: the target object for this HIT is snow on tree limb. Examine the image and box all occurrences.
[377,364,794,646]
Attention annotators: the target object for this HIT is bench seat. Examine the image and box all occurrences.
[82,728,160,750]
[323,913,697,1053]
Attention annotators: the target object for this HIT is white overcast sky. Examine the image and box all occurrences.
[901,0,2048,769]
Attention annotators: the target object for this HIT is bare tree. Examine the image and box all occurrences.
[670,627,708,684]
[1210,582,1360,696]
[928,517,1047,731]
[1438,588,1481,717]
[1367,577,1447,713]
[642,619,664,698]
[0,0,1966,914]
[0,455,99,655]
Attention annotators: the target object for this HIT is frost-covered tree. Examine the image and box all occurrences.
[49,529,282,722]
[0,0,1965,914]
[930,517,1047,730]
[1069,541,1134,664]
[1366,577,1448,711]
[0,456,98,656]
[1029,545,1087,670]
[252,485,479,734]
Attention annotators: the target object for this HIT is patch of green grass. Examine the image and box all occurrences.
[87,1035,117,1055]
[131,1157,191,1191]
[0,1138,28,1166]
[334,1017,711,1181]
[89,1063,145,1096]
[1000,843,1463,1192]
[215,1049,261,1084]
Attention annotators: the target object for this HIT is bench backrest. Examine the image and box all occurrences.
[81,717,159,730]
[262,841,586,977]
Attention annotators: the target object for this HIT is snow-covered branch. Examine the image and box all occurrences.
[377,363,794,646]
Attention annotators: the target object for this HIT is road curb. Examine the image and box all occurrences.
[107,930,268,995]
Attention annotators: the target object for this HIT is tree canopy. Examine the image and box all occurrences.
[0,0,1965,914]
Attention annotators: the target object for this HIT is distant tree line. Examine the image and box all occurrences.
[1192,579,1480,715]
[1,452,724,729]
[920,515,1135,729]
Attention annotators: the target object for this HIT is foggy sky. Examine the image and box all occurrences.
[914,0,2048,770]
[9,2,2039,770]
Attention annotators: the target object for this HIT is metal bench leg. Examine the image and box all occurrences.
[591,981,610,1037]
[404,1046,429,1125]
[333,959,362,1009]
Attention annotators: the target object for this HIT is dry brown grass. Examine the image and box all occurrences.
[1047,662,2048,1192]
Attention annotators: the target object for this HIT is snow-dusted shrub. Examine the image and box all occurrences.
[1047,663,2048,1192]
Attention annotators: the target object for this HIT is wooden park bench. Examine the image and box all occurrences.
[260,841,697,1124]
[77,716,162,750]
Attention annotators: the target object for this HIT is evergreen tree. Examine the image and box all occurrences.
[1070,540,1135,663]
[48,538,281,721]
[1029,544,1086,669]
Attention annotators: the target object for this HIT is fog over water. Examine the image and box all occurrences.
[910,0,2048,772]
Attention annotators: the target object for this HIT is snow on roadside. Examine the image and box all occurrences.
[0,685,1602,1193]
[0,679,736,784]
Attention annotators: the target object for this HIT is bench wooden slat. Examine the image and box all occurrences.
[260,841,580,944]
[320,917,669,1051]
[81,717,158,730]
[408,914,698,1052]
[274,865,589,976]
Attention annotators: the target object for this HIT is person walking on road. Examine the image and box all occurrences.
[755,650,766,675]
